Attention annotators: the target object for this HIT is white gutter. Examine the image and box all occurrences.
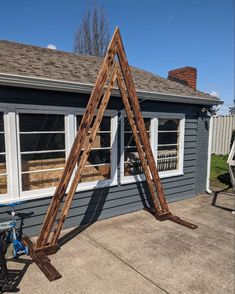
[206,115,213,194]
[0,73,223,106]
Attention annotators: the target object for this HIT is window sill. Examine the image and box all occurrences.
[75,179,118,192]
[160,170,184,179]
[120,170,184,185]
[0,180,118,204]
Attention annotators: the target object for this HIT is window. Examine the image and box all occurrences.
[76,115,111,182]
[123,117,151,177]
[157,119,180,172]
[121,112,155,183]
[0,112,7,195]
[0,103,118,203]
[18,113,66,192]
[75,111,118,190]
[121,112,185,184]
[0,101,184,202]
[156,114,185,177]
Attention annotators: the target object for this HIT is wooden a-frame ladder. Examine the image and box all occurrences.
[23,27,197,281]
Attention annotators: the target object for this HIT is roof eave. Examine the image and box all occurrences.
[0,73,223,106]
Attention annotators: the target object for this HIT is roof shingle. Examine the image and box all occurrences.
[0,40,220,101]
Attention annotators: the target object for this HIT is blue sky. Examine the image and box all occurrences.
[0,0,234,113]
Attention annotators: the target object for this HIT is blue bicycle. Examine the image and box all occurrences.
[0,201,28,258]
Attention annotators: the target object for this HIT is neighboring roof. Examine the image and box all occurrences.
[0,40,221,104]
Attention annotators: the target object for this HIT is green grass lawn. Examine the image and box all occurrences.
[210,154,231,191]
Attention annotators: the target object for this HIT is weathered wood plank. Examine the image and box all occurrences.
[34,244,60,256]
[23,236,62,281]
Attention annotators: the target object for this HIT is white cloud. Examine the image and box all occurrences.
[210,90,219,97]
[166,15,175,21]
[47,44,57,50]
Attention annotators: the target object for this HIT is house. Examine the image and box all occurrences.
[0,40,222,236]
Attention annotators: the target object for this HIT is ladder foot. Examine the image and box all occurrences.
[166,214,198,229]
[34,244,61,256]
[143,207,170,220]
[22,236,62,281]
[144,208,198,229]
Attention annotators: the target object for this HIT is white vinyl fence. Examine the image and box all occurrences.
[211,115,235,155]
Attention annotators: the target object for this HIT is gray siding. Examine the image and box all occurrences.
[195,113,210,194]
[0,86,209,237]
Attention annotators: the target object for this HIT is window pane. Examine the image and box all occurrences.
[124,133,136,147]
[124,117,150,177]
[76,115,111,132]
[158,119,179,131]
[0,112,4,132]
[0,155,6,174]
[21,152,65,172]
[158,153,178,171]
[124,147,139,162]
[0,134,5,153]
[157,119,180,172]
[19,113,64,132]
[158,145,178,152]
[92,133,111,148]
[22,170,63,191]
[158,132,179,145]
[19,113,66,191]
[20,133,65,152]
[81,133,111,150]
[124,162,143,176]
[124,117,150,132]
[124,147,143,176]
[76,115,112,183]
[124,132,150,147]
[0,175,7,194]
[0,113,7,194]
[99,117,111,131]
[81,164,111,182]
[82,150,111,166]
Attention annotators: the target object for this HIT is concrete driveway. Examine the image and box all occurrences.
[6,192,235,294]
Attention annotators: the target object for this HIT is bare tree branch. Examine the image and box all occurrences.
[229,100,235,115]
[74,2,110,57]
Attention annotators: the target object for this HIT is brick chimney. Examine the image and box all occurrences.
[168,66,197,90]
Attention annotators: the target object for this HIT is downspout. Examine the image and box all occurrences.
[206,115,213,194]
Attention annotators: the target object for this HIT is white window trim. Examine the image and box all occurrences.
[155,112,185,179]
[15,107,70,199]
[1,100,185,202]
[120,111,155,184]
[120,111,185,185]
[0,107,11,200]
[73,109,118,192]
[0,102,118,203]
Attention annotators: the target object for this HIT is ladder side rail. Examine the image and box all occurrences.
[50,66,118,245]
[116,31,169,213]
[36,40,118,249]
[36,94,103,248]
[116,71,161,213]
